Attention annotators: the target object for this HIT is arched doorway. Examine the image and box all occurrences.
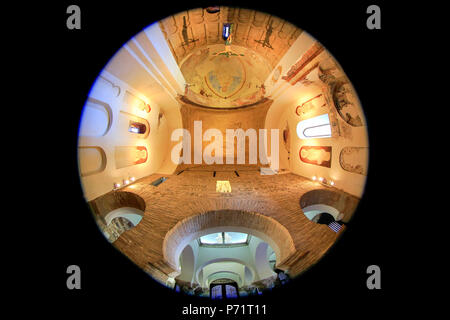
[163,209,296,275]
[302,204,343,233]
[210,279,240,299]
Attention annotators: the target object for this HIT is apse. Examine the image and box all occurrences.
[77,6,369,298]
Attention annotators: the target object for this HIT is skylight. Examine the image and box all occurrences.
[296,113,332,139]
[199,232,249,246]
[216,181,231,193]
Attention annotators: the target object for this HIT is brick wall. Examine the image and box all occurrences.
[88,164,358,285]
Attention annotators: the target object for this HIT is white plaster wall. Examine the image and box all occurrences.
[78,23,184,201]
[79,71,171,200]
[194,245,256,285]
[264,31,316,98]
[177,244,196,282]
[265,71,369,197]
[248,236,277,280]
[185,234,277,288]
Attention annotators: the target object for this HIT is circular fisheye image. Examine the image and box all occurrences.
[78,6,368,299]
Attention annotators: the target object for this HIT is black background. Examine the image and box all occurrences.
[16,0,420,317]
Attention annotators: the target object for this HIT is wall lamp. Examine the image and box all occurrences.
[312,175,335,187]
[113,176,136,190]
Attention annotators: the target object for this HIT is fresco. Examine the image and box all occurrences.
[282,42,323,83]
[282,122,290,152]
[182,45,271,108]
[295,93,327,117]
[332,82,364,127]
[114,146,148,169]
[271,65,282,85]
[339,147,368,175]
[205,56,245,98]
[299,146,332,167]
[159,8,302,69]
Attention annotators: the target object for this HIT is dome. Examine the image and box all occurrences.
[182,45,271,108]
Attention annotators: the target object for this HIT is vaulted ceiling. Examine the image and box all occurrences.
[159,7,303,108]
[159,7,303,69]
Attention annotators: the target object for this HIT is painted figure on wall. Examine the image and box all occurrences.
[299,146,332,167]
[339,146,368,175]
[254,19,274,49]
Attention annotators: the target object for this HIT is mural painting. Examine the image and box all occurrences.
[114,146,148,169]
[159,7,302,68]
[254,19,275,49]
[332,82,363,127]
[204,55,245,98]
[283,122,290,152]
[299,146,332,168]
[271,65,282,85]
[339,147,368,175]
[282,42,324,83]
[181,45,271,108]
[295,93,327,117]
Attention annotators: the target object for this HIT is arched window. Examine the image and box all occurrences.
[102,207,144,242]
[210,280,239,299]
[199,232,249,246]
[296,113,332,139]
[128,121,147,134]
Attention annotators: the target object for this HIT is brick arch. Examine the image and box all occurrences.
[162,210,296,275]
[300,189,360,223]
[89,191,146,221]
[195,258,254,287]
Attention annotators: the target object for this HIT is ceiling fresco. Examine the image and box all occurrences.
[159,7,302,68]
[159,7,302,108]
[181,45,272,108]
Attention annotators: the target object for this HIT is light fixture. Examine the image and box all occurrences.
[318,177,324,182]
[113,182,121,189]
[222,23,231,40]
[312,176,317,181]
[130,177,135,182]
[124,179,130,185]
[330,181,335,186]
